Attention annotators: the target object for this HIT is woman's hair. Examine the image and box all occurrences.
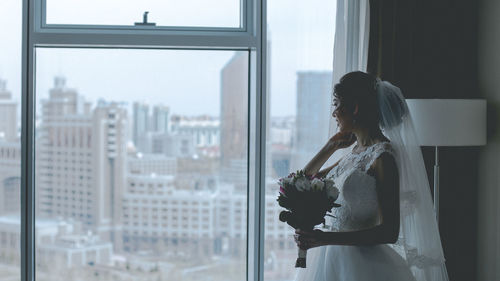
[333,71,380,127]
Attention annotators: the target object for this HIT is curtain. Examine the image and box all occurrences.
[326,0,371,165]
[365,2,451,281]
[366,0,414,92]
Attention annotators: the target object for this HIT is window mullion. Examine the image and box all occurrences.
[21,0,36,280]
[257,1,267,279]
[249,0,266,281]
[38,0,251,32]
[30,32,258,49]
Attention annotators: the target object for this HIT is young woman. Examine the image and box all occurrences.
[293,72,448,281]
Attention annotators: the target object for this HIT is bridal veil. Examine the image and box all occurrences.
[377,80,449,281]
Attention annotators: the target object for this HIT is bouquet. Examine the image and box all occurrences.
[277,170,340,268]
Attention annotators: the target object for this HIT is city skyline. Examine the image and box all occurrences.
[0,0,336,117]
[0,0,337,279]
[0,66,335,281]
[0,59,309,280]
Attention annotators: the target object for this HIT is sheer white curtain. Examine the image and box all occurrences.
[326,0,370,165]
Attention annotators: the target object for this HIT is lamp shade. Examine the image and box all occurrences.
[406,99,486,146]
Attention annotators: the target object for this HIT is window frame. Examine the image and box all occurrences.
[39,0,249,32]
[31,0,257,50]
[21,0,268,281]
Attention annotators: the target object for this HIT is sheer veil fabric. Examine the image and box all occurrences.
[376,81,449,281]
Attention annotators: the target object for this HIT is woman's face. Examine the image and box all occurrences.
[332,96,355,133]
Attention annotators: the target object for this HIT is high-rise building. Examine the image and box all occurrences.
[37,77,94,224]
[151,105,170,134]
[291,71,332,171]
[132,102,149,152]
[0,79,20,217]
[269,116,294,179]
[0,79,18,141]
[0,141,21,215]
[37,77,128,249]
[92,100,128,250]
[219,54,248,190]
[220,53,248,168]
[219,50,273,187]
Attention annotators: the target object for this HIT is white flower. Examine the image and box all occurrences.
[323,178,335,189]
[295,177,310,191]
[281,177,293,186]
[326,186,340,200]
[311,178,325,191]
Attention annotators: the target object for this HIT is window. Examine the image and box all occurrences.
[20,0,340,280]
[25,0,260,280]
[0,0,21,280]
[44,0,243,28]
[264,0,336,279]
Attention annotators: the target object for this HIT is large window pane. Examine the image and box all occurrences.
[46,0,241,28]
[264,0,337,280]
[35,48,248,281]
[0,0,21,280]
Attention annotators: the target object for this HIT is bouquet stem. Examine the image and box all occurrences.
[295,248,307,268]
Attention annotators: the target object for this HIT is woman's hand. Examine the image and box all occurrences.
[294,229,328,250]
[303,132,355,176]
[328,131,356,151]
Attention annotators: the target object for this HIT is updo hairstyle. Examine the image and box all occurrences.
[333,71,380,128]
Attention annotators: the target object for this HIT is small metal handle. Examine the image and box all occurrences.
[134,11,156,26]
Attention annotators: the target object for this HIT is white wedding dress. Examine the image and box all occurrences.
[294,141,416,281]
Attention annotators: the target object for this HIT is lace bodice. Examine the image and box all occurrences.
[325,141,395,232]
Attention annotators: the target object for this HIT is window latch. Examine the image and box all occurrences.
[134,11,156,26]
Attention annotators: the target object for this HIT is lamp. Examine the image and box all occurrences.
[406,99,487,223]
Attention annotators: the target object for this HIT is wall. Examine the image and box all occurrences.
[384,1,480,280]
[477,0,500,280]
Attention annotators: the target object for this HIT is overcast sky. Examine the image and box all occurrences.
[0,0,335,117]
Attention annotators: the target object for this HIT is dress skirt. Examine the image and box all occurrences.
[294,244,416,281]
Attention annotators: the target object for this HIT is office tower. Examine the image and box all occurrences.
[270,116,294,179]
[92,100,128,250]
[151,105,170,134]
[132,102,149,152]
[0,79,20,216]
[37,76,94,224]
[290,71,332,171]
[219,53,248,190]
[220,53,248,167]
[37,77,128,249]
[219,49,272,187]
[0,79,18,141]
[0,142,21,215]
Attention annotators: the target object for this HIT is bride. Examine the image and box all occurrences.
[294,71,449,281]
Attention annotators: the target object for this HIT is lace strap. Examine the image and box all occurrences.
[363,142,396,171]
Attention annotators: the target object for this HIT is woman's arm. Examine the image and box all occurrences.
[314,160,341,178]
[296,152,400,247]
[303,132,355,176]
